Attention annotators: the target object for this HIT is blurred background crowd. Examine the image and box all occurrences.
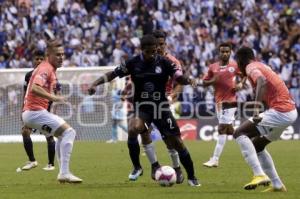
[0,0,299,113]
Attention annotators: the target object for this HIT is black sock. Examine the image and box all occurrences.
[23,135,35,162]
[178,149,195,179]
[46,136,55,166]
[151,161,160,169]
[127,137,141,169]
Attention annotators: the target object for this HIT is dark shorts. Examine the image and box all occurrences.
[135,105,180,138]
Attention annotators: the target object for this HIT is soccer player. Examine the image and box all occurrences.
[151,30,184,182]
[21,50,56,171]
[233,47,297,192]
[201,42,244,167]
[22,39,82,183]
[88,35,200,186]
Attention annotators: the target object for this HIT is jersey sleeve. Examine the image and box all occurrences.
[246,64,266,84]
[164,58,183,78]
[114,60,130,78]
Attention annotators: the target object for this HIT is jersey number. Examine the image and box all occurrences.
[167,118,174,129]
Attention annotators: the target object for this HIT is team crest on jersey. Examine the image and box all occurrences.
[144,82,155,92]
[155,66,162,73]
[228,67,235,73]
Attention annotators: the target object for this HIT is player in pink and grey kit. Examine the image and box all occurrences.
[201,42,244,167]
[234,46,297,192]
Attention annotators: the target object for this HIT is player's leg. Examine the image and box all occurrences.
[22,110,82,183]
[203,124,228,168]
[140,126,160,180]
[127,116,146,180]
[107,119,118,143]
[154,111,200,187]
[204,108,236,167]
[43,136,55,171]
[21,126,38,170]
[54,123,82,183]
[252,136,286,192]
[233,120,269,190]
[162,137,184,184]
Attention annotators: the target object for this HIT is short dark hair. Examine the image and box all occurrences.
[236,46,255,61]
[152,30,167,40]
[33,50,45,57]
[219,42,232,50]
[140,34,157,49]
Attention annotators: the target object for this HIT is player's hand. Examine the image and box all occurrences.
[53,95,66,103]
[252,109,262,124]
[189,78,197,88]
[234,82,243,91]
[88,86,96,95]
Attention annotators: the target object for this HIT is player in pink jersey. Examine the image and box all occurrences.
[201,42,244,168]
[22,39,82,183]
[233,47,297,192]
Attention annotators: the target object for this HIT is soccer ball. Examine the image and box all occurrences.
[155,166,177,187]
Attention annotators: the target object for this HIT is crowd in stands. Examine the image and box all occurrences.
[0,0,299,112]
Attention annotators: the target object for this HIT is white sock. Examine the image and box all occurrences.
[168,149,180,168]
[257,150,283,189]
[212,134,227,160]
[60,128,76,175]
[236,135,265,176]
[143,143,157,164]
[55,138,62,167]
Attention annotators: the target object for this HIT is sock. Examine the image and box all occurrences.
[23,135,35,162]
[257,150,284,189]
[168,149,180,168]
[60,128,76,175]
[178,149,195,179]
[55,138,61,167]
[212,134,227,160]
[46,136,56,166]
[235,135,265,176]
[143,142,157,164]
[127,137,141,169]
[111,123,118,141]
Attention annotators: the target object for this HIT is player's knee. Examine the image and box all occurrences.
[140,132,152,145]
[218,125,227,135]
[166,135,185,151]
[233,129,243,139]
[62,128,76,142]
[46,136,55,143]
[22,126,32,136]
[253,141,265,153]
[129,123,145,135]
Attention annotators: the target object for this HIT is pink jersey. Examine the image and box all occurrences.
[23,61,57,111]
[246,61,295,112]
[165,53,182,95]
[204,60,240,104]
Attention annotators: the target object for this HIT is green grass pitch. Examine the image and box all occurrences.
[0,140,299,199]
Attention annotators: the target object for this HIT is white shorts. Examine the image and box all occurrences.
[22,110,66,137]
[217,108,237,124]
[249,109,298,141]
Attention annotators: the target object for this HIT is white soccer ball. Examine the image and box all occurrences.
[155,166,177,187]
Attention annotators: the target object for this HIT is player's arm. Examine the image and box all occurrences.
[235,76,247,91]
[249,68,267,123]
[175,75,196,87]
[89,61,130,95]
[88,71,118,95]
[198,67,217,87]
[31,83,65,102]
[169,84,183,102]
